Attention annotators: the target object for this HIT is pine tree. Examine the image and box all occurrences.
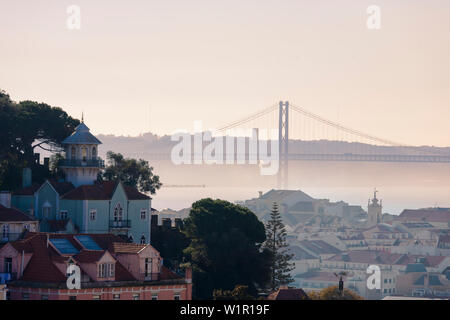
[263,202,294,291]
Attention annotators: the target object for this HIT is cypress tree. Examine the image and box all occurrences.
[263,202,294,291]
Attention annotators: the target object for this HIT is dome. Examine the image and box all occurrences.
[62,121,102,145]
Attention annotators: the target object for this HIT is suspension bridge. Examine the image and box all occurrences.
[137,101,450,189]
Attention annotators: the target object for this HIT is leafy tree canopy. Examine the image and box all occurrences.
[308,286,363,300]
[183,198,271,299]
[0,90,80,190]
[213,285,254,300]
[101,151,162,194]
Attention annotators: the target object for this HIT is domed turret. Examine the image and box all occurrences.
[59,118,104,187]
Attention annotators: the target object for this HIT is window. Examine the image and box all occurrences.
[384,279,387,283]
[41,295,49,300]
[90,210,97,221]
[81,147,87,161]
[151,293,158,300]
[140,235,146,244]
[22,293,29,300]
[4,257,12,273]
[92,147,97,159]
[92,295,101,300]
[98,263,115,278]
[108,263,115,277]
[114,203,123,221]
[24,224,30,231]
[140,210,146,220]
[59,210,68,220]
[2,224,9,239]
[42,206,51,218]
[71,147,76,160]
[133,293,140,300]
[144,258,152,277]
[113,294,120,300]
[174,293,180,300]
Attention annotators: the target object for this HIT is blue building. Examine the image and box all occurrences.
[11,120,152,244]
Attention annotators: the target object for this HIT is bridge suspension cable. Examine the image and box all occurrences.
[217,104,278,132]
[289,103,405,147]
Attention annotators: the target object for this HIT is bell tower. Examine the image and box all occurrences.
[367,189,382,227]
[60,119,104,187]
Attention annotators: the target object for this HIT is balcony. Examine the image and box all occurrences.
[58,158,105,168]
[109,220,131,229]
[1,233,24,243]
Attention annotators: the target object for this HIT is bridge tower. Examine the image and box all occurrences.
[278,101,289,189]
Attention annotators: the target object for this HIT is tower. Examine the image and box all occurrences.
[60,119,104,187]
[277,101,289,190]
[367,189,382,227]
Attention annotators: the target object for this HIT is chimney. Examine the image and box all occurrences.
[0,191,11,208]
[258,191,263,198]
[22,167,32,188]
[185,267,193,283]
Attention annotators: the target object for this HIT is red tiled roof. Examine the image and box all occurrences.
[115,261,136,281]
[0,204,36,222]
[160,266,182,280]
[267,288,309,300]
[123,184,151,200]
[75,250,107,263]
[3,232,186,285]
[61,181,150,200]
[326,250,447,267]
[109,242,147,254]
[13,183,40,196]
[48,180,75,195]
[397,209,450,223]
[19,234,67,283]
[61,181,115,200]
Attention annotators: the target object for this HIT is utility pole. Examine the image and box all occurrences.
[278,101,289,190]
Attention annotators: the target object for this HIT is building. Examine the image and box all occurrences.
[239,189,366,227]
[367,190,382,227]
[396,263,450,298]
[321,250,450,299]
[396,208,450,229]
[11,121,152,244]
[0,191,38,244]
[0,232,192,300]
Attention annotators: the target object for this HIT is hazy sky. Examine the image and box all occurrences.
[1,0,450,146]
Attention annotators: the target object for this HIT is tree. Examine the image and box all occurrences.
[308,286,363,300]
[0,90,80,190]
[213,285,254,300]
[183,198,271,299]
[263,202,294,291]
[101,151,162,194]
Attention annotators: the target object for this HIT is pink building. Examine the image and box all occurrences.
[0,232,192,300]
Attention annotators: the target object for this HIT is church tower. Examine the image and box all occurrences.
[60,118,104,187]
[367,189,382,227]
